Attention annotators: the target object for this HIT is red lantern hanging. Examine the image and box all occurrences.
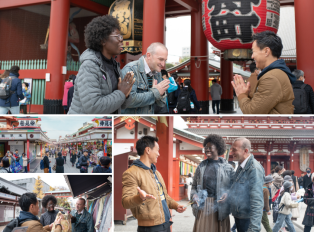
[202,0,280,59]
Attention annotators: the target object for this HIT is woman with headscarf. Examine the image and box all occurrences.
[40,195,59,226]
[56,152,64,173]
[191,134,235,232]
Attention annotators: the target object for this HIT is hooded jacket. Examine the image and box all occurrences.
[18,211,60,232]
[68,49,126,114]
[238,59,295,114]
[0,73,24,107]
[122,159,179,227]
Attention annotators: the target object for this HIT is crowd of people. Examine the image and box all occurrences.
[40,147,112,174]
[3,193,93,232]
[0,149,28,173]
[120,135,314,232]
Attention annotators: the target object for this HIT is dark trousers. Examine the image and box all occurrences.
[212,100,220,114]
[235,217,250,232]
[138,225,171,232]
[304,225,312,232]
[24,166,28,173]
[168,107,176,114]
[20,105,27,114]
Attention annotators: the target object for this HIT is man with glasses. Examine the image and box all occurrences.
[121,42,170,114]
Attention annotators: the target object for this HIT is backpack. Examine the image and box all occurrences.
[167,91,176,105]
[293,84,308,114]
[0,76,17,100]
[3,217,31,232]
[3,167,12,173]
[40,159,44,170]
[177,88,191,113]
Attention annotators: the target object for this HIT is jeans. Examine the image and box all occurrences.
[304,225,312,232]
[212,100,220,114]
[261,211,272,232]
[24,166,28,173]
[235,218,250,232]
[272,213,296,232]
[0,106,20,114]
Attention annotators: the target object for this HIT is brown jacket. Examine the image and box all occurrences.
[263,184,270,212]
[238,69,295,114]
[21,220,61,232]
[247,72,258,99]
[122,164,179,227]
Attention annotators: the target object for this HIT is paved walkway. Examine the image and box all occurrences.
[114,200,307,232]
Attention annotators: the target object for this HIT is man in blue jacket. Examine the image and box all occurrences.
[0,66,24,114]
[229,137,265,232]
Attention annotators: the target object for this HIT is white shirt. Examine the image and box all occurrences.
[240,154,251,169]
[143,57,152,75]
[77,210,84,215]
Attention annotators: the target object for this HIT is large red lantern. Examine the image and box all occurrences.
[202,0,280,59]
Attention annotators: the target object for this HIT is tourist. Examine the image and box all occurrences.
[68,15,135,114]
[11,192,62,232]
[70,149,76,167]
[6,151,16,166]
[96,148,104,161]
[292,69,314,114]
[55,152,64,173]
[262,175,273,232]
[0,70,10,83]
[186,173,193,201]
[0,66,25,114]
[304,167,312,190]
[22,153,28,173]
[247,62,260,99]
[231,31,296,114]
[302,173,314,232]
[168,73,180,114]
[177,79,201,114]
[40,195,59,226]
[20,82,31,114]
[43,151,50,173]
[191,134,234,232]
[291,170,299,191]
[13,149,21,166]
[0,157,12,173]
[121,42,170,114]
[298,173,305,188]
[67,75,76,110]
[122,136,186,232]
[210,79,222,114]
[62,148,67,164]
[229,138,264,232]
[70,198,94,232]
[271,166,285,198]
[77,148,82,159]
[92,156,112,173]
[79,150,89,173]
[272,181,298,232]
[62,75,74,114]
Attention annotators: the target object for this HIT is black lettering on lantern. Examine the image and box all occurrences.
[207,0,260,15]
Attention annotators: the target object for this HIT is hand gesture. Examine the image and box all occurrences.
[153,79,170,95]
[176,205,186,213]
[267,212,271,215]
[137,187,156,201]
[231,74,250,97]
[118,71,136,97]
[217,193,228,203]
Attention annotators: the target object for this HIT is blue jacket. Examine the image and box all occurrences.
[20,89,31,105]
[121,56,167,114]
[229,155,265,232]
[70,208,93,232]
[0,73,24,107]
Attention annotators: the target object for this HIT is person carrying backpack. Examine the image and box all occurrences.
[176,79,201,114]
[292,69,314,114]
[0,157,12,173]
[0,66,25,114]
[168,73,180,114]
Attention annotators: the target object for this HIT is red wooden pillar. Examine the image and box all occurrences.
[295,0,314,90]
[104,139,107,156]
[220,58,235,113]
[142,0,165,54]
[27,139,30,171]
[44,0,70,114]
[156,117,174,198]
[191,1,209,114]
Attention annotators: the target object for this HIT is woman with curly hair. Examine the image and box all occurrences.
[68,15,135,114]
[40,195,59,226]
[191,134,234,232]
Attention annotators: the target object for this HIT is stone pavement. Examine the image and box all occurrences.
[114,200,307,232]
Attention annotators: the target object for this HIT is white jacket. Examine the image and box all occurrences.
[279,192,298,215]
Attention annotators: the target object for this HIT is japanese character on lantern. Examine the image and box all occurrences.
[100,121,104,127]
[208,0,260,15]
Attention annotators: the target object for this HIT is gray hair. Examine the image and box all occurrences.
[292,69,304,80]
[146,42,168,55]
[233,137,251,152]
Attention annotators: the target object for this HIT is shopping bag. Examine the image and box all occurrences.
[52,212,72,232]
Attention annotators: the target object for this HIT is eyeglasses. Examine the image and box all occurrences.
[204,145,215,150]
[48,203,56,207]
[109,34,123,41]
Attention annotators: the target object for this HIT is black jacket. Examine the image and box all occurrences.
[298,176,304,187]
[292,175,297,190]
[302,182,314,226]
[304,174,312,190]
[43,156,49,169]
[67,86,74,109]
[56,157,64,173]
[79,155,89,167]
[292,80,314,113]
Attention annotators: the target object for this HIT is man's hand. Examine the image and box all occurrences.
[137,187,156,201]
[118,71,136,97]
[176,205,186,213]
[267,212,271,215]
[231,74,250,97]
[217,193,228,203]
[153,79,170,95]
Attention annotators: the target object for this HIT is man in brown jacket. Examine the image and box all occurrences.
[232,31,296,114]
[247,62,260,99]
[12,192,62,232]
[122,135,186,232]
[262,176,273,232]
